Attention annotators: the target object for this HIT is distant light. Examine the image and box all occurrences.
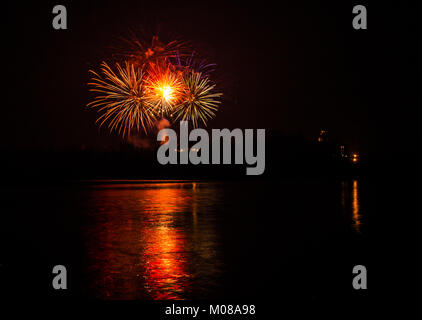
[351,153,359,163]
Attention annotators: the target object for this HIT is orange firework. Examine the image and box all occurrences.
[144,64,184,115]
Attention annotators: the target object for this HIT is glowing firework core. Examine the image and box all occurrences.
[160,85,174,102]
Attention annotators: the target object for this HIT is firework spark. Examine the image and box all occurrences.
[87,62,157,137]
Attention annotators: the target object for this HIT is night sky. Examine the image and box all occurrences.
[2,1,412,159]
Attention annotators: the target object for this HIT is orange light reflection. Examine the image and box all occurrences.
[341,179,362,233]
[352,179,361,233]
[139,187,192,300]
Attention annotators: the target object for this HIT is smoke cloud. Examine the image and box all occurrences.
[127,135,152,149]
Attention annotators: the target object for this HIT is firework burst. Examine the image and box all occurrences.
[87,62,157,137]
[118,34,189,68]
[87,33,223,137]
[173,71,222,128]
[144,64,184,116]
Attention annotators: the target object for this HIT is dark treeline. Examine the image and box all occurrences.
[3,130,368,183]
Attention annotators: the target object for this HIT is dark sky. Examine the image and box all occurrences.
[3,0,408,158]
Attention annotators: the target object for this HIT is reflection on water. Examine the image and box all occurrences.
[1,179,370,299]
[341,179,362,233]
[81,182,223,299]
[75,179,366,299]
[352,180,360,232]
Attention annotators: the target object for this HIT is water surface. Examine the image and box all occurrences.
[0,179,371,300]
